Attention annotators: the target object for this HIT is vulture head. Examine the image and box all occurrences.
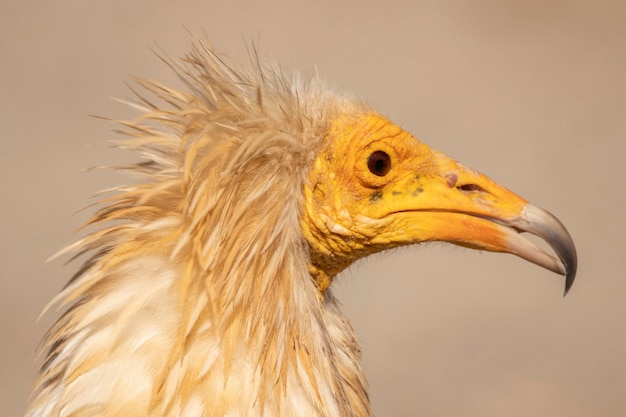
[26,39,576,417]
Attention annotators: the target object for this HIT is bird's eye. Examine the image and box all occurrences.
[367,151,391,177]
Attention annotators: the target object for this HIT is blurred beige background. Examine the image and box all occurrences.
[2,1,624,416]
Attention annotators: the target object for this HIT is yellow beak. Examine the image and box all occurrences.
[368,150,577,294]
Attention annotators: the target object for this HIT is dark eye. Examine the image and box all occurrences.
[367,151,391,177]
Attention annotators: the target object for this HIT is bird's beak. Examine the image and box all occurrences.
[370,150,578,294]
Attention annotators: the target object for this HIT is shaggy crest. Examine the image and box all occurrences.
[28,40,369,417]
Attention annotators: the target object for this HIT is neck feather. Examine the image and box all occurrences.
[29,68,370,415]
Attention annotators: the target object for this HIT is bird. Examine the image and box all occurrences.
[26,38,577,417]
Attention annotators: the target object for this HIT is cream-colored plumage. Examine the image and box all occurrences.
[27,39,576,417]
[29,41,369,417]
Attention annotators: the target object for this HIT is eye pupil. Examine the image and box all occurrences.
[367,151,391,177]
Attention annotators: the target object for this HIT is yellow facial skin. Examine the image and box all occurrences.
[303,112,576,294]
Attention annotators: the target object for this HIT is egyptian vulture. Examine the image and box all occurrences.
[26,39,577,417]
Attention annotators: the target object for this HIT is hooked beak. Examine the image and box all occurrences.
[371,151,578,295]
[500,203,577,294]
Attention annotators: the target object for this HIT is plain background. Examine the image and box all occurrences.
[2,1,624,416]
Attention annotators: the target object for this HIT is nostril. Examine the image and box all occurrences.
[457,183,487,193]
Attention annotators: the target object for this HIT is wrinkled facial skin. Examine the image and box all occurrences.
[302,112,576,294]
